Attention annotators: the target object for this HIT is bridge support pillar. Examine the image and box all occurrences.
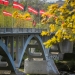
[10,36,14,60]
[20,36,24,53]
[5,37,8,47]
[15,37,21,68]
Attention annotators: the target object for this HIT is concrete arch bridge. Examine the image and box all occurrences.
[0,28,73,75]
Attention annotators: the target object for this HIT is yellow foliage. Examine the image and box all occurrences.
[41,31,49,36]
[70,0,75,7]
[12,11,31,20]
[24,12,31,19]
[72,14,75,20]
[41,0,75,48]
[67,23,72,28]
[12,11,19,18]
[49,24,56,32]
[72,29,75,34]
[61,23,67,28]
[48,4,58,12]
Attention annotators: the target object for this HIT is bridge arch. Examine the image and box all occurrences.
[0,40,16,74]
[18,35,46,68]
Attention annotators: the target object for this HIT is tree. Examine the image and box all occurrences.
[41,0,75,48]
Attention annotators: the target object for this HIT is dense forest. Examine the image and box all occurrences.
[0,0,50,28]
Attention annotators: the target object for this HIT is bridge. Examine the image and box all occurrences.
[0,28,73,75]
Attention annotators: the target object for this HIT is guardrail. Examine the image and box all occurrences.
[0,28,46,34]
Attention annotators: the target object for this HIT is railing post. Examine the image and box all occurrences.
[4,28,6,33]
[11,28,13,33]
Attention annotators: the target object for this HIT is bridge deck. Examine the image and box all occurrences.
[0,28,46,34]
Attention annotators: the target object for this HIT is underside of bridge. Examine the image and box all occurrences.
[0,30,60,75]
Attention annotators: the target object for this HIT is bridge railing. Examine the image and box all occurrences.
[0,28,46,33]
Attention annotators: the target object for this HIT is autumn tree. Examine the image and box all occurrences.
[41,0,75,48]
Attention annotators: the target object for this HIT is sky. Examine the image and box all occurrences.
[46,0,64,2]
[47,0,58,2]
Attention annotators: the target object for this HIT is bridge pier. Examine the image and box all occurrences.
[59,40,73,53]
[24,48,60,75]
